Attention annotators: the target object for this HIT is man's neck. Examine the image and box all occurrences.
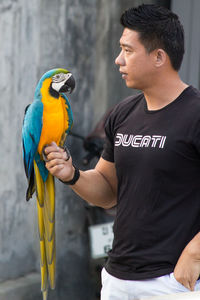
[143,74,189,111]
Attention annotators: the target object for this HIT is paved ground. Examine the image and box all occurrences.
[0,273,41,300]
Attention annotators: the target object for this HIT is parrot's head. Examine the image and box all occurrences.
[51,68,75,94]
[35,68,75,99]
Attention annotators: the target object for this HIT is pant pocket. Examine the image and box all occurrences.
[169,272,190,292]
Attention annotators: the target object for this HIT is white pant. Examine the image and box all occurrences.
[101,268,200,300]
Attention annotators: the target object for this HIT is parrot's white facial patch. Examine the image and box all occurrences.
[51,73,72,92]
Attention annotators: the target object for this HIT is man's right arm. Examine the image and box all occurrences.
[71,158,117,209]
[45,142,117,209]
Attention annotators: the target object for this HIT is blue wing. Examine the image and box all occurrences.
[61,93,73,135]
[22,100,43,180]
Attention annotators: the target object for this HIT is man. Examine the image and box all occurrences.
[45,4,200,299]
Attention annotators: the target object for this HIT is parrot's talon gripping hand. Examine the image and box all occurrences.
[42,145,50,162]
[62,145,71,161]
[22,68,75,300]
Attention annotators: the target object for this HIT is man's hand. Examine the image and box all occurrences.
[44,142,75,182]
[174,232,200,291]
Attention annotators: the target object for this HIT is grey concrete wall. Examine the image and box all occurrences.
[0,0,96,299]
[0,0,39,281]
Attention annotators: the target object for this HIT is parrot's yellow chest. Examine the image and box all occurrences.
[37,79,69,154]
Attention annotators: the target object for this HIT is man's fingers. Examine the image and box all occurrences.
[189,279,196,291]
[178,277,196,291]
[46,151,66,161]
[44,142,64,155]
[45,146,70,162]
[184,282,192,291]
[46,164,64,176]
[46,158,66,169]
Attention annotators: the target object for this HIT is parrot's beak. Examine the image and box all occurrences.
[59,73,75,94]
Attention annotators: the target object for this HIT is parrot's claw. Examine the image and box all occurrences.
[42,145,49,162]
[63,146,71,161]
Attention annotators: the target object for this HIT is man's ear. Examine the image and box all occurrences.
[154,49,167,67]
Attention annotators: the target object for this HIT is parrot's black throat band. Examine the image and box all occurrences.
[49,85,59,98]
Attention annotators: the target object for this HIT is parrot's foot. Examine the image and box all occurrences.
[42,145,49,162]
[62,145,71,161]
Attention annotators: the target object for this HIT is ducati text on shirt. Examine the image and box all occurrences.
[115,133,166,149]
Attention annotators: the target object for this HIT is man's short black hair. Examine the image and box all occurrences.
[120,4,184,71]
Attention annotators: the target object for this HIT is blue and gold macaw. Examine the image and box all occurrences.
[22,68,75,300]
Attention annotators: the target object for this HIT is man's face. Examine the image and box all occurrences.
[115,28,156,90]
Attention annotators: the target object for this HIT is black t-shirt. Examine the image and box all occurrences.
[102,86,200,280]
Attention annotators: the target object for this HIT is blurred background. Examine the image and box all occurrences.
[0,0,199,299]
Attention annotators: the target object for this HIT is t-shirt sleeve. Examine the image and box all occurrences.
[101,115,115,162]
